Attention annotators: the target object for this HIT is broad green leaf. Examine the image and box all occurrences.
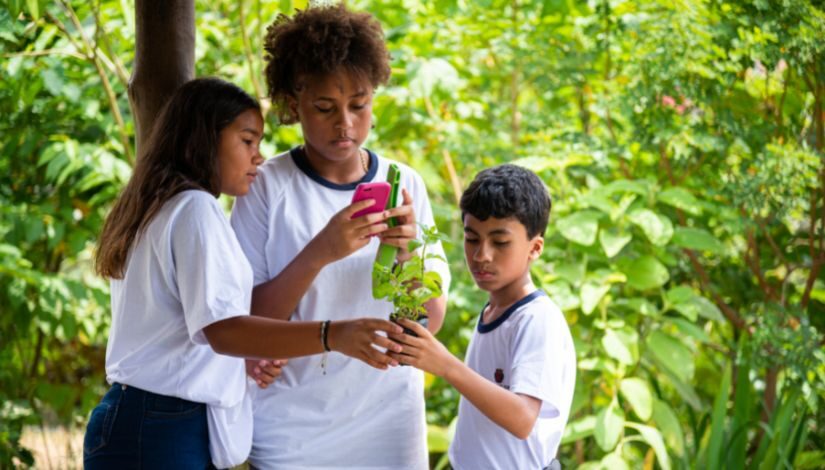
[665,285,694,305]
[658,187,702,215]
[652,399,685,457]
[646,331,694,382]
[616,298,659,316]
[599,228,632,257]
[690,295,725,322]
[595,399,625,452]
[602,179,649,197]
[26,0,39,19]
[628,209,673,246]
[600,453,630,470]
[670,317,711,343]
[626,423,672,470]
[408,58,460,97]
[544,280,580,311]
[555,258,587,285]
[602,328,638,366]
[581,281,610,315]
[652,356,704,411]
[611,194,638,221]
[562,415,596,444]
[672,227,724,254]
[556,211,601,246]
[622,256,670,290]
[620,378,652,421]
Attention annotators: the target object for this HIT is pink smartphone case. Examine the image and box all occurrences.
[351,182,391,218]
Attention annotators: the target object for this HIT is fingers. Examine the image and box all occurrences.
[372,334,403,354]
[364,347,400,368]
[365,318,404,335]
[387,351,414,367]
[342,198,377,218]
[397,318,430,337]
[248,359,284,389]
[355,222,389,239]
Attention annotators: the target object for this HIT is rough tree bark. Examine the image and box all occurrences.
[129,0,195,156]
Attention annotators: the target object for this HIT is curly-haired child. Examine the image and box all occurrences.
[230,5,451,469]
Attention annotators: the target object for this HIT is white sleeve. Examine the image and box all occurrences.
[407,170,452,294]
[230,174,271,286]
[172,195,252,344]
[509,310,568,416]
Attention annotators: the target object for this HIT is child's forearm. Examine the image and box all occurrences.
[443,360,542,440]
[250,243,328,320]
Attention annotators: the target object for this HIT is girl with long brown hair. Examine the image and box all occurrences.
[84,77,404,469]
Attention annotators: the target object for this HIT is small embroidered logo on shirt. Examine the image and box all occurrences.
[494,368,504,383]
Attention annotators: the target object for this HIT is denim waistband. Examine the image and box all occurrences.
[110,382,205,411]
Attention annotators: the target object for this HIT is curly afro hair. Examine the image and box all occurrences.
[263,4,391,125]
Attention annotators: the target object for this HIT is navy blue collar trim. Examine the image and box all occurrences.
[477,290,546,333]
[289,146,378,190]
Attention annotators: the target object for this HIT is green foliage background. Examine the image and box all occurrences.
[1,0,824,468]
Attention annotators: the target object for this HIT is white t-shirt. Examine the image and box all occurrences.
[105,189,253,468]
[230,148,451,470]
[449,290,576,470]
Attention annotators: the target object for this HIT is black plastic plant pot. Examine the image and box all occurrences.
[392,315,429,337]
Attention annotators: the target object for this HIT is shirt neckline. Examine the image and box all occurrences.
[477,290,546,333]
[289,146,378,190]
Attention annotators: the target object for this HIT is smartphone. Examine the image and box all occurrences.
[351,182,391,219]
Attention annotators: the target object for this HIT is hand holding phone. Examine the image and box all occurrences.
[351,182,391,219]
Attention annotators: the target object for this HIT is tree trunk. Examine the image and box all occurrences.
[129,0,195,157]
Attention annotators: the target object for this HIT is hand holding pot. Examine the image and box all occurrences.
[328,318,405,370]
[387,318,460,377]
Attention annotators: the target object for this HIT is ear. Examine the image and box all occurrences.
[528,236,544,261]
[286,94,299,121]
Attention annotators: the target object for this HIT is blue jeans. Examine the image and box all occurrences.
[83,383,215,469]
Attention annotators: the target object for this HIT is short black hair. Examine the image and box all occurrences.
[460,164,551,238]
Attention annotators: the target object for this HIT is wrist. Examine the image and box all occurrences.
[325,320,338,352]
[440,352,463,381]
[319,320,332,352]
[303,238,333,269]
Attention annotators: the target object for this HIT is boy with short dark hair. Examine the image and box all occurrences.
[391,164,576,469]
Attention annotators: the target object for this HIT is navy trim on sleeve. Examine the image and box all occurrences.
[477,290,547,333]
[289,146,378,190]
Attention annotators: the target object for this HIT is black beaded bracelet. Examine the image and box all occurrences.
[320,320,332,352]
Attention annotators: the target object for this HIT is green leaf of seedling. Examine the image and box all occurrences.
[407,239,423,252]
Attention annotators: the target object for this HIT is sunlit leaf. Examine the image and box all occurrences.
[620,377,653,421]
[622,256,670,290]
[556,211,601,246]
[595,399,625,452]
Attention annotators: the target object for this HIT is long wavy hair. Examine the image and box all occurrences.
[96,78,260,279]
